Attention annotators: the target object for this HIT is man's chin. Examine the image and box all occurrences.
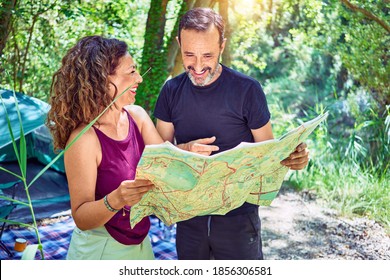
[187,74,207,86]
[194,80,206,86]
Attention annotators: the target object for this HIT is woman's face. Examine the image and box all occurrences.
[108,53,142,106]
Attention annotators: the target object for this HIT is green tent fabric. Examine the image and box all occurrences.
[0,89,64,173]
[0,159,70,223]
[0,89,49,148]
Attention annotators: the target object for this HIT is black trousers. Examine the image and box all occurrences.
[176,208,263,260]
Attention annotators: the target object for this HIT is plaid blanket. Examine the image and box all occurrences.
[0,216,177,260]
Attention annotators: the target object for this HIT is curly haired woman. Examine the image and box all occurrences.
[47,35,163,260]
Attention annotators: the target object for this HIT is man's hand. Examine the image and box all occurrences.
[177,136,219,156]
[280,142,309,170]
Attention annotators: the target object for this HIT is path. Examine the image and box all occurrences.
[260,187,389,260]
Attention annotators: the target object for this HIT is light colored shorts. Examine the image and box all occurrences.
[66,226,155,260]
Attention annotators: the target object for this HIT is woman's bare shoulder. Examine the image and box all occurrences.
[125,104,148,117]
[66,124,99,150]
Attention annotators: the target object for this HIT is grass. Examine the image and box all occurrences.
[267,90,389,233]
[289,156,390,231]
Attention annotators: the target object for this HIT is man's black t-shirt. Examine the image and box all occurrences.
[154,64,271,215]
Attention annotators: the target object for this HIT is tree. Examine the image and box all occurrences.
[137,0,170,113]
[2,0,64,94]
[338,0,389,113]
[219,0,231,66]
[340,0,390,33]
[166,0,195,76]
[0,0,149,99]
[0,0,17,58]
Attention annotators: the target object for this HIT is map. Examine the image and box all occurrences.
[130,112,328,227]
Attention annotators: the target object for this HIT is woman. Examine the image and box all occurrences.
[47,35,163,259]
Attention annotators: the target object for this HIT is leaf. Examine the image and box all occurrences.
[0,166,23,180]
[0,94,21,166]
[0,218,32,228]
[21,244,39,260]
[0,196,30,207]
[12,91,27,178]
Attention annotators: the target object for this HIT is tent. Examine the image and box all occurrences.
[0,89,69,223]
[0,89,49,149]
[0,89,64,172]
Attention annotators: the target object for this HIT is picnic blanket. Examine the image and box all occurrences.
[0,216,177,260]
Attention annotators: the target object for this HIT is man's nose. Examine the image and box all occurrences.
[193,57,203,72]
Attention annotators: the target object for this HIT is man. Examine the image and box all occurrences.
[154,7,309,260]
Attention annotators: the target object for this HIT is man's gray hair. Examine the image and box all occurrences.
[178,7,225,45]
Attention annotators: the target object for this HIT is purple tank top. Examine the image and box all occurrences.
[93,110,150,245]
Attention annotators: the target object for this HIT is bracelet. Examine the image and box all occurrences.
[103,195,119,212]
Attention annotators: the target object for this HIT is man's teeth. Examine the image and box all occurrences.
[195,70,206,75]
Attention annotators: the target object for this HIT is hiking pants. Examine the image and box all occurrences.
[176,208,263,260]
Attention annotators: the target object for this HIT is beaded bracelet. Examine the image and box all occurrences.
[103,195,119,212]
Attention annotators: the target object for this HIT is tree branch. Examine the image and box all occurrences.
[340,0,390,33]
[18,1,58,93]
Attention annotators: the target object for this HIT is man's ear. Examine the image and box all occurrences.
[220,38,227,55]
[176,36,181,47]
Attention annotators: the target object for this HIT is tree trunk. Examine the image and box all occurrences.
[219,0,231,66]
[166,0,195,75]
[138,0,169,112]
[0,0,17,66]
[19,14,38,94]
[172,49,184,77]
[194,0,216,7]
[0,0,17,57]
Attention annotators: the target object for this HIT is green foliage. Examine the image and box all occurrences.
[0,0,149,99]
[328,0,388,111]
[230,0,389,229]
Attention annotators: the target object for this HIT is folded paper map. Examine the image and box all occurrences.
[131,112,328,227]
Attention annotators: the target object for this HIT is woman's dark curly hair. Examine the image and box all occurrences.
[46,35,128,151]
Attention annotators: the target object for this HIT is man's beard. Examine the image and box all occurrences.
[185,61,221,87]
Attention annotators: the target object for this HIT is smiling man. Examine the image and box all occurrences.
[154,7,309,260]
[179,20,223,86]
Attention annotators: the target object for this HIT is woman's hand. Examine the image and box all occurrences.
[109,179,155,208]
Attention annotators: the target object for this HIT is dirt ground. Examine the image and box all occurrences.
[260,187,390,260]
